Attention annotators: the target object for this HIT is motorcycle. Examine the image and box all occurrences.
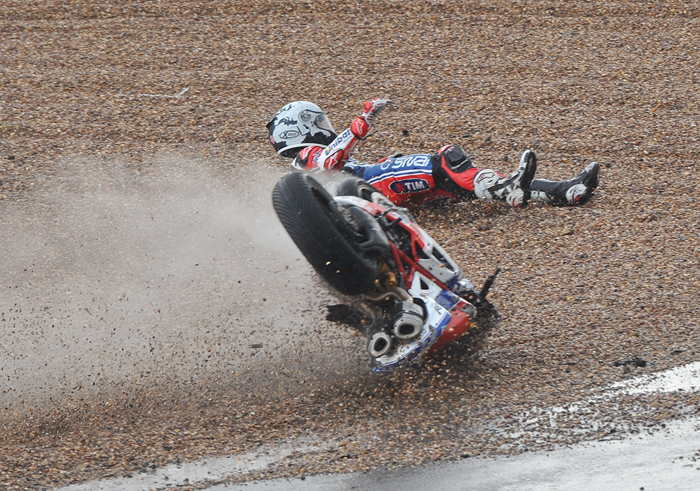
[272,172,500,372]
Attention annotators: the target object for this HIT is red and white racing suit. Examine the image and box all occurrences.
[291,108,480,209]
[288,99,599,207]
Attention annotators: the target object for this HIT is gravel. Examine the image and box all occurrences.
[1,1,699,489]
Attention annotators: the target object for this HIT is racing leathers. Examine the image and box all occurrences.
[290,99,599,208]
[294,143,531,208]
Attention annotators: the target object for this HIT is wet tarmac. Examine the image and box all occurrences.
[213,416,700,491]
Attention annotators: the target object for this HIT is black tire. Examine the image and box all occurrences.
[336,177,395,208]
[272,172,388,296]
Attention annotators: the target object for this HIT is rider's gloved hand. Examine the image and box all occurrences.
[351,98,392,139]
[361,98,391,125]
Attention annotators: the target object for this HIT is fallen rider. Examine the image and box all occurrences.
[266,99,600,209]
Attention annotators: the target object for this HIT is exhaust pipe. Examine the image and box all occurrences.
[362,286,412,304]
[391,301,425,340]
[368,329,393,358]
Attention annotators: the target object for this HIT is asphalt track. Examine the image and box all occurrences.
[212,417,700,491]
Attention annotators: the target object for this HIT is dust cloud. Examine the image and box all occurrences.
[0,154,366,428]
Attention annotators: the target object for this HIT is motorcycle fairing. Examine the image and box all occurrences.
[426,302,475,356]
[408,271,461,312]
[383,208,464,289]
[331,194,479,371]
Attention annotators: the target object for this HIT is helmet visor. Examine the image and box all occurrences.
[299,109,335,134]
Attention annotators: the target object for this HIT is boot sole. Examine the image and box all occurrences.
[582,162,600,190]
[519,152,538,207]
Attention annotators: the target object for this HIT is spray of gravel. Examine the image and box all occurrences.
[0,154,368,431]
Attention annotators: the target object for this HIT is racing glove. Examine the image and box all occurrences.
[351,98,392,139]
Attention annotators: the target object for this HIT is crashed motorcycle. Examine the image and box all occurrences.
[272,172,499,372]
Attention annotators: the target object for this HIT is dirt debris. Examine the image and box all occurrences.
[1,1,700,489]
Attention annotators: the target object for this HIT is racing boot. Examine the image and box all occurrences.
[530,162,600,206]
[473,150,538,207]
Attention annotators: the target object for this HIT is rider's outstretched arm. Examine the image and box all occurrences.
[315,98,391,170]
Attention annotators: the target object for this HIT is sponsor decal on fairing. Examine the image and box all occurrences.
[436,290,461,310]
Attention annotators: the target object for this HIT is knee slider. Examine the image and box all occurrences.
[437,145,473,173]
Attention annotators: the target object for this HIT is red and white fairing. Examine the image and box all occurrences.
[335,196,478,371]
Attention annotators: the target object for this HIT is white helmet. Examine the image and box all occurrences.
[266,101,337,157]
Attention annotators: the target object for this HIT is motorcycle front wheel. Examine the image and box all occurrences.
[272,172,387,296]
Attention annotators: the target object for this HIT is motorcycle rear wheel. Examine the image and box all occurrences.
[272,172,386,296]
